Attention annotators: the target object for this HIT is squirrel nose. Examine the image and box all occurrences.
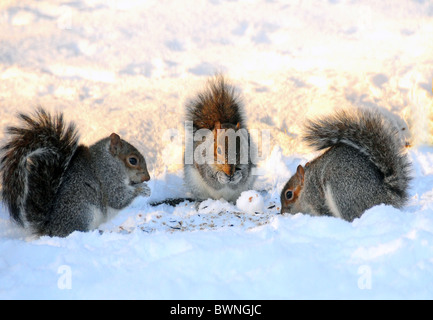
[222,164,234,177]
[141,171,150,182]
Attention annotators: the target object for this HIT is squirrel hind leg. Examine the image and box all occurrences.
[324,184,344,220]
[324,181,368,222]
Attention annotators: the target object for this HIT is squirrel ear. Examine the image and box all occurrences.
[109,133,122,155]
[236,122,241,130]
[296,165,305,183]
[215,121,221,130]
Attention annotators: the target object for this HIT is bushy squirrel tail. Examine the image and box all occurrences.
[186,74,245,130]
[1,108,79,230]
[303,108,412,207]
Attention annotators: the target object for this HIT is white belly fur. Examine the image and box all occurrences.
[88,205,119,230]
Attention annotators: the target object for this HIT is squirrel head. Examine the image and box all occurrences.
[109,133,151,184]
[280,164,305,215]
[212,121,242,178]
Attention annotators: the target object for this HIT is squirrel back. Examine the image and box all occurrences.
[280,109,412,221]
[1,108,151,237]
[184,75,255,202]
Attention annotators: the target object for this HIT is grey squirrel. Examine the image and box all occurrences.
[183,75,255,202]
[0,108,151,237]
[280,109,412,221]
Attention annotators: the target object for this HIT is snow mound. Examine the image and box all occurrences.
[236,190,266,215]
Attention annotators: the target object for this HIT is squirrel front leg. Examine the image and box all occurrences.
[134,183,151,197]
[107,183,150,210]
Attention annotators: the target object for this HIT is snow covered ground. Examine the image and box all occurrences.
[1,0,433,300]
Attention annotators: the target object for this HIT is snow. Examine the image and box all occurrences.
[0,0,433,299]
[236,190,265,215]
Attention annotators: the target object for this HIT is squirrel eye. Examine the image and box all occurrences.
[128,156,138,166]
[285,190,294,200]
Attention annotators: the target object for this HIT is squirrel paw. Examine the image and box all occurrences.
[216,171,243,185]
[216,171,230,184]
[230,171,243,184]
[135,184,151,197]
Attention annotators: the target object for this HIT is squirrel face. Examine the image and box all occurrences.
[280,165,305,214]
[123,152,150,184]
[213,121,242,179]
[109,133,150,185]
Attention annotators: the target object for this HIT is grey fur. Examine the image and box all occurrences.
[280,109,412,221]
[1,108,150,237]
